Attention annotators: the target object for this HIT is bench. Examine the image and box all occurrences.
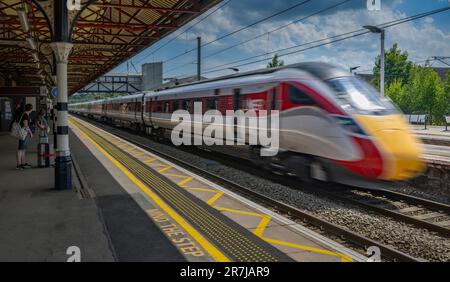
[405,114,428,129]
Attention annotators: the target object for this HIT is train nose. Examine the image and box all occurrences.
[353,114,425,181]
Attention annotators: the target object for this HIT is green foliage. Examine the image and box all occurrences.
[385,79,409,111]
[372,43,449,125]
[68,92,128,104]
[372,43,414,89]
[406,66,445,124]
[444,70,450,115]
[267,54,284,68]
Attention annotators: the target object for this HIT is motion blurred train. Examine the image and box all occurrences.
[69,62,425,186]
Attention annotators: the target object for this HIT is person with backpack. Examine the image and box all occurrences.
[15,104,34,170]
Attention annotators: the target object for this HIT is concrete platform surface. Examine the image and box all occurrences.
[0,133,114,262]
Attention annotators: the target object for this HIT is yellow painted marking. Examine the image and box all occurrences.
[215,206,265,218]
[143,158,156,164]
[177,177,194,187]
[161,173,192,179]
[158,165,173,173]
[69,119,230,262]
[262,237,352,262]
[185,187,218,193]
[207,192,224,206]
[253,216,272,237]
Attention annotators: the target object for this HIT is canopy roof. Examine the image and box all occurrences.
[0,0,219,94]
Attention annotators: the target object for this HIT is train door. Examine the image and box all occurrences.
[134,98,138,122]
[233,88,240,111]
[233,88,241,139]
[267,85,280,113]
[141,94,146,127]
[148,97,154,127]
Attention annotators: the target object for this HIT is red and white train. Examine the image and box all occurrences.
[69,62,425,186]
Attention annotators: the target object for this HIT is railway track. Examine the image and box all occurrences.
[328,187,450,237]
[73,115,426,262]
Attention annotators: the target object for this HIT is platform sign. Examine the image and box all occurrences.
[51,87,57,98]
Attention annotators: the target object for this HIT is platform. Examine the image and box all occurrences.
[412,125,450,147]
[68,116,365,262]
[0,132,114,261]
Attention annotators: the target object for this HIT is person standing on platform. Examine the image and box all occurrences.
[10,101,23,131]
[16,104,33,170]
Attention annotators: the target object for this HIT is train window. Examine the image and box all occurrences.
[288,85,315,105]
[182,100,190,112]
[207,97,218,110]
[164,102,170,113]
[156,102,163,112]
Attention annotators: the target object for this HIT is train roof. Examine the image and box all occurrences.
[154,62,351,91]
[69,62,352,105]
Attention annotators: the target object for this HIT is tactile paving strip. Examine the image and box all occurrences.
[70,118,293,262]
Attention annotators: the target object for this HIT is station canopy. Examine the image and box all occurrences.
[0,0,219,95]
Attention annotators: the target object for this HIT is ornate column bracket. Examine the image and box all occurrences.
[50,42,73,64]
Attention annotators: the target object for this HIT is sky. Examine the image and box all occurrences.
[110,0,450,79]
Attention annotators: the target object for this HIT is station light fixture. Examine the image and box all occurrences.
[363,25,385,97]
[16,8,29,33]
[363,25,382,33]
[26,37,36,50]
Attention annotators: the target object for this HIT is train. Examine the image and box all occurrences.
[69,62,425,187]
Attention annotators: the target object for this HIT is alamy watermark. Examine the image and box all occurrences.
[170,102,279,157]
[66,246,81,262]
[367,0,381,11]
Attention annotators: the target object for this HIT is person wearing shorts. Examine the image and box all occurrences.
[16,104,33,170]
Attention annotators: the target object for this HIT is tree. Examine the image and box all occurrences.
[267,54,284,68]
[385,79,409,112]
[372,43,414,90]
[444,70,450,116]
[406,66,445,124]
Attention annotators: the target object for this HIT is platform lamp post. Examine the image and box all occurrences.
[363,25,385,97]
[50,0,73,190]
[197,37,201,81]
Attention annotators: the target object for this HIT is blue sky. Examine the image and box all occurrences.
[110,0,450,79]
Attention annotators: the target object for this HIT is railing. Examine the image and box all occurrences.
[445,115,450,131]
[405,114,428,129]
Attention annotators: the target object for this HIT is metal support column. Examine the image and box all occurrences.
[380,30,385,97]
[51,0,72,190]
[197,37,201,81]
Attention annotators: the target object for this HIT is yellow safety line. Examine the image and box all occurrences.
[207,192,224,205]
[69,119,230,262]
[185,187,218,193]
[158,165,173,173]
[143,158,156,164]
[161,173,191,179]
[177,177,194,187]
[262,237,352,262]
[253,216,272,237]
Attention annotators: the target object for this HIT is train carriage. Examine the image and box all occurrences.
[69,62,425,186]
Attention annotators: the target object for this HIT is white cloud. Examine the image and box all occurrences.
[160,2,449,78]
